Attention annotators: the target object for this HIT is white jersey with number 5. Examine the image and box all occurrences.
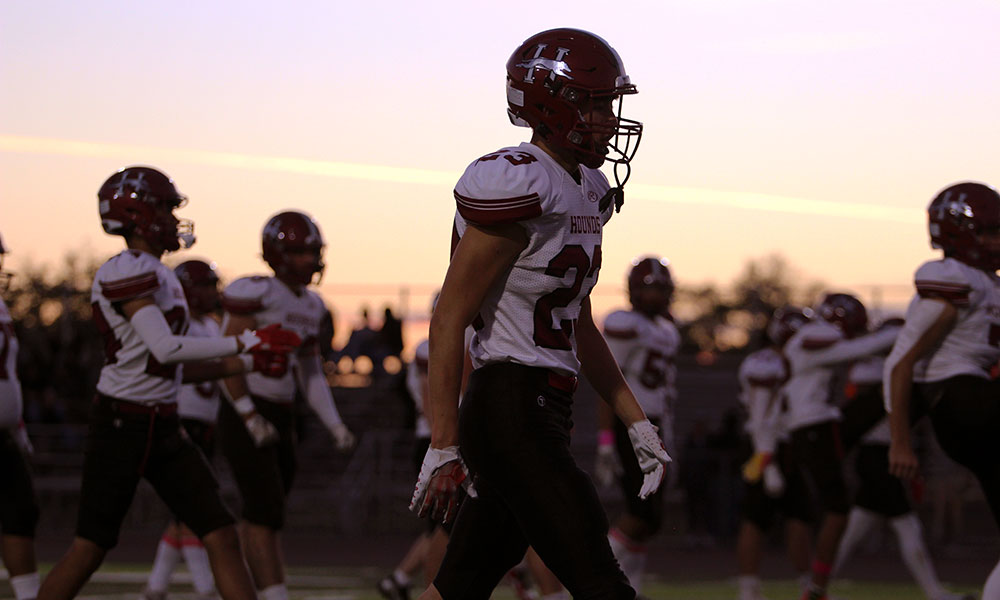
[603,309,680,418]
[0,297,23,428]
[453,142,614,377]
[222,275,327,402]
[92,249,189,405]
[177,315,223,423]
[909,258,1000,382]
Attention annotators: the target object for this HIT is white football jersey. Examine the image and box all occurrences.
[223,275,328,402]
[849,356,890,444]
[909,258,1000,382]
[0,297,23,428]
[177,315,222,423]
[406,339,430,439]
[783,320,898,431]
[453,142,614,377]
[603,309,680,418]
[92,250,189,404]
[737,347,789,452]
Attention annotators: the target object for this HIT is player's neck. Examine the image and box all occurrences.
[532,135,581,180]
[125,237,164,259]
[276,274,306,295]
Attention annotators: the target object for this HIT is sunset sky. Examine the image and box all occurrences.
[3,0,998,344]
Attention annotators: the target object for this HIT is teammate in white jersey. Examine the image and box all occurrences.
[783,293,900,600]
[0,235,42,600]
[218,210,354,600]
[885,181,1000,599]
[736,307,815,600]
[409,29,667,600]
[833,342,972,600]
[38,167,299,600]
[142,259,228,600]
[596,256,680,593]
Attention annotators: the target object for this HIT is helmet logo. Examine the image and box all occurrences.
[518,44,572,84]
[116,170,145,199]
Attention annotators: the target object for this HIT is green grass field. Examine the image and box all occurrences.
[8,564,979,600]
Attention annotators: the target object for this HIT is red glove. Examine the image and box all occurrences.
[239,324,302,354]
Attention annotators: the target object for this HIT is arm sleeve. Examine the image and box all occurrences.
[797,327,900,370]
[131,304,239,364]
[743,385,780,453]
[296,352,344,430]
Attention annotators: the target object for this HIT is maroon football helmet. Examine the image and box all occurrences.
[506,28,642,208]
[628,256,673,315]
[816,293,867,338]
[262,211,325,287]
[928,181,1000,271]
[174,260,221,314]
[98,166,195,252]
[766,306,812,346]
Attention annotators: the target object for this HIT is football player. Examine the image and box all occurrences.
[218,210,355,600]
[0,234,42,600]
[142,259,228,600]
[409,28,668,600]
[782,292,900,600]
[833,328,972,600]
[885,181,1000,599]
[37,166,299,600]
[735,306,815,600]
[596,256,681,593]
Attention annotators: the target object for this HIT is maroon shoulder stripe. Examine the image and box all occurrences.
[222,296,264,314]
[100,272,159,301]
[915,280,971,305]
[604,326,638,340]
[454,191,542,225]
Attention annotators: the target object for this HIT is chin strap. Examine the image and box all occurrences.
[598,160,632,214]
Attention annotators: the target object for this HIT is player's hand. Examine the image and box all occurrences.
[329,423,355,452]
[889,440,920,480]
[594,430,621,488]
[233,396,278,447]
[762,463,785,497]
[13,421,33,457]
[627,419,672,499]
[741,451,773,483]
[251,350,290,378]
[238,324,302,354]
[410,445,477,523]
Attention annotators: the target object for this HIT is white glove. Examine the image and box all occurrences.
[329,423,356,452]
[594,430,621,488]
[627,419,672,499]
[763,463,786,497]
[410,445,477,523]
[13,422,33,457]
[233,396,278,447]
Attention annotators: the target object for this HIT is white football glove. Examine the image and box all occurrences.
[329,423,356,452]
[233,396,278,447]
[627,419,672,499]
[410,445,477,524]
[763,463,786,498]
[594,431,621,488]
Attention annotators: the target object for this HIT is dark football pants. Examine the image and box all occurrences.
[0,430,39,537]
[853,443,911,518]
[435,363,634,600]
[789,420,850,515]
[741,442,814,530]
[917,376,1000,526]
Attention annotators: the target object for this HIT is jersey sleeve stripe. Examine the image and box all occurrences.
[915,280,972,305]
[746,375,784,387]
[100,272,159,301]
[801,337,838,350]
[221,296,264,314]
[604,326,638,340]
[454,191,542,225]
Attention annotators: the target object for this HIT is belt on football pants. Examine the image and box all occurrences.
[546,370,578,394]
[97,396,179,417]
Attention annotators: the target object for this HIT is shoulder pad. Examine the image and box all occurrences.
[915,258,972,306]
[453,146,552,226]
[222,276,270,314]
[96,250,161,302]
[739,348,787,387]
[794,321,843,351]
[603,310,640,340]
